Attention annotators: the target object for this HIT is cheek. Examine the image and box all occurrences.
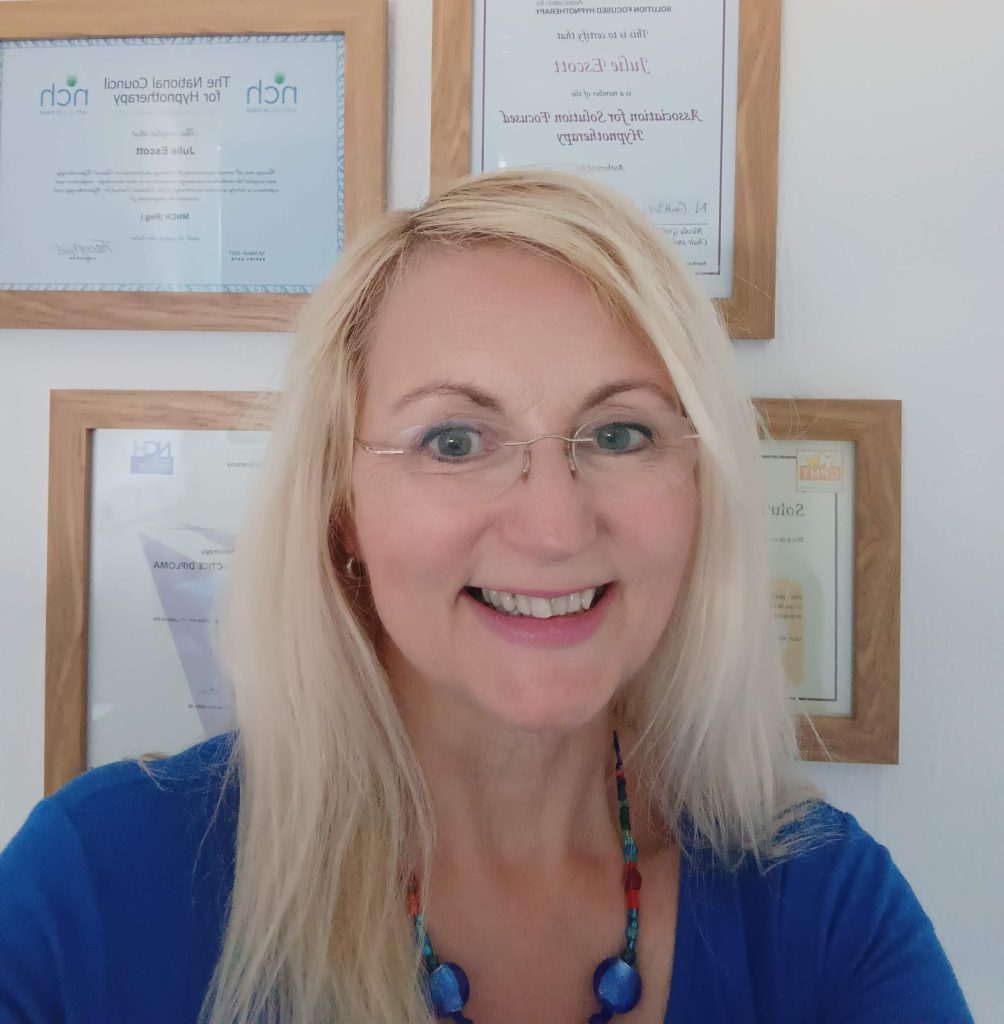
[352,488,487,686]
[351,477,481,597]
[620,481,698,613]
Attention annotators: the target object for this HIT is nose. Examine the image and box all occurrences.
[498,435,598,560]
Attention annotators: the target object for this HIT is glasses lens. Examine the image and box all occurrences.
[572,408,697,487]
[387,419,517,495]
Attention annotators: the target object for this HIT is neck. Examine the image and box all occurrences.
[388,652,624,870]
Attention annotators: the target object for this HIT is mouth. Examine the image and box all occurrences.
[462,583,612,619]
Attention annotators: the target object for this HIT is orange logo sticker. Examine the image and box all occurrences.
[796,450,843,493]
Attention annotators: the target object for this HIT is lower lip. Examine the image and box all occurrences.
[461,585,614,649]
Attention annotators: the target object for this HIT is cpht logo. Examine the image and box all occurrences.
[796,450,843,493]
[131,440,174,476]
[246,71,299,109]
[40,74,89,109]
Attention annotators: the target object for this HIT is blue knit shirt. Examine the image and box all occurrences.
[0,735,973,1023]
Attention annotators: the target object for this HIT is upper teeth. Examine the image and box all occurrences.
[479,587,599,618]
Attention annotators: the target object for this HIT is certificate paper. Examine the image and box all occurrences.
[761,440,856,717]
[0,36,344,292]
[88,429,266,767]
[473,1,738,297]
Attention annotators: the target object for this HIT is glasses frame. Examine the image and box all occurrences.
[355,417,700,484]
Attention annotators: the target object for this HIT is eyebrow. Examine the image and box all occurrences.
[390,378,679,418]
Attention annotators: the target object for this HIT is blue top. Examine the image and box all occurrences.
[0,735,973,1024]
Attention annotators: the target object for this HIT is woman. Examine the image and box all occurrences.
[0,171,971,1023]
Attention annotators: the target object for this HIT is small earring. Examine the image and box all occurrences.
[344,555,366,579]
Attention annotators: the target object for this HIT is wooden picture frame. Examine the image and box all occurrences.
[45,389,276,794]
[0,0,386,332]
[755,399,902,764]
[431,0,781,340]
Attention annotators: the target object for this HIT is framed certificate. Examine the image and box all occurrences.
[45,389,275,793]
[0,0,386,331]
[755,399,902,764]
[431,0,780,339]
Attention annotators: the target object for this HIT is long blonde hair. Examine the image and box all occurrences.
[203,169,822,1024]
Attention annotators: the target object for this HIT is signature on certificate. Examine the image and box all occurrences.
[51,239,114,261]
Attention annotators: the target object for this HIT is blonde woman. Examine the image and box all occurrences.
[0,171,971,1024]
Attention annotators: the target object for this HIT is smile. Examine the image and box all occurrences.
[463,584,610,618]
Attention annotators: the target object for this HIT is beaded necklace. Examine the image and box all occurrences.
[408,732,642,1024]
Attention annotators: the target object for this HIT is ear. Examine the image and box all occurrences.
[328,513,360,561]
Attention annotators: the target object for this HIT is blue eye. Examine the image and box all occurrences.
[420,424,484,461]
[590,422,653,453]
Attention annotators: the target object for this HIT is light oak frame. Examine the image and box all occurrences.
[44,389,275,793]
[756,399,902,764]
[431,0,782,340]
[0,0,386,331]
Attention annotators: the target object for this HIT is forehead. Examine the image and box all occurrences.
[363,244,671,416]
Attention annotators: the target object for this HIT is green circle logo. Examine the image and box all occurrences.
[274,72,286,85]
[66,75,78,87]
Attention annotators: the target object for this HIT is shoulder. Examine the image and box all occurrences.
[713,799,925,941]
[40,732,236,848]
[753,800,928,936]
[0,734,240,1020]
[683,799,874,888]
[0,731,239,900]
[687,800,973,1022]
[765,798,884,883]
[54,729,237,808]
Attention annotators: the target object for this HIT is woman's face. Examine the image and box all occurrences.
[349,244,697,734]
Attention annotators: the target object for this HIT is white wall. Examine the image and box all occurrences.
[1,1,1000,1017]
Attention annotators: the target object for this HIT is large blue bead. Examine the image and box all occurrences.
[592,956,642,1014]
[427,962,470,1015]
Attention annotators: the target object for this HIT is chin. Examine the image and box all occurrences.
[474,680,614,736]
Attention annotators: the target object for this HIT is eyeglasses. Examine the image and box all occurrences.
[354,405,699,500]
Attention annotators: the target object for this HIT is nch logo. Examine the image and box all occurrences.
[40,74,89,108]
[246,71,298,107]
[131,439,174,476]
